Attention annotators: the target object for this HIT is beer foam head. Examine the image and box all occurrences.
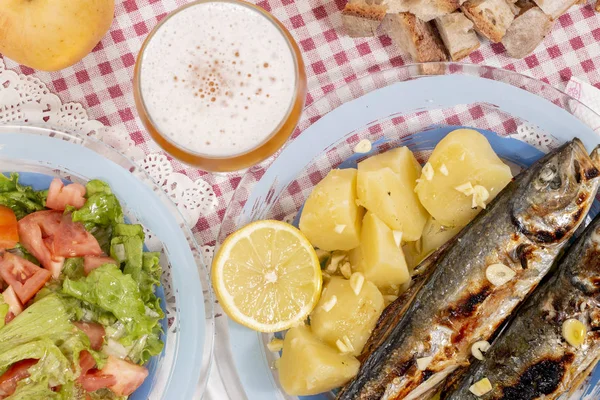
[139,1,297,158]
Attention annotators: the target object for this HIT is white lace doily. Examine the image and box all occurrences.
[0,58,216,229]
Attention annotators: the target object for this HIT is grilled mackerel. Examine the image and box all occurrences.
[445,212,600,400]
[337,139,600,400]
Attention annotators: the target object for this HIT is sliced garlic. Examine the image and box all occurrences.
[334,224,347,234]
[340,262,352,279]
[321,295,338,312]
[416,356,433,371]
[354,139,372,154]
[471,340,491,360]
[472,185,490,209]
[350,272,365,295]
[460,152,466,161]
[326,252,346,273]
[469,378,492,397]
[267,338,284,352]
[271,358,281,370]
[455,182,474,196]
[562,318,587,347]
[486,263,516,287]
[422,162,435,181]
[440,164,449,176]
[336,335,355,354]
[393,231,404,247]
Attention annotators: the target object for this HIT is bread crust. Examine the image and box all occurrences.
[382,12,448,62]
[502,6,554,58]
[342,2,388,37]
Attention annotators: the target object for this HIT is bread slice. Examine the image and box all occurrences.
[435,12,480,60]
[502,6,554,58]
[596,0,600,12]
[532,0,577,19]
[381,13,448,61]
[384,0,461,22]
[342,1,388,37]
[461,0,515,42]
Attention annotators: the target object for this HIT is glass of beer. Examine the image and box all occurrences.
[134,0,307,172]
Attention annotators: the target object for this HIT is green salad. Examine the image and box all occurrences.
[0,174,164,399]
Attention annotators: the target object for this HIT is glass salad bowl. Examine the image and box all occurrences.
[214,63,600,400]
[0,125,214,400]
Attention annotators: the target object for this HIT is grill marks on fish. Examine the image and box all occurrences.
[337,140,600,400]
[445,213,600,400]
[499,355,575,400]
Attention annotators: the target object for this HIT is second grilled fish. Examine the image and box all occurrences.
[337,139,600,400]
[445,211,600,400]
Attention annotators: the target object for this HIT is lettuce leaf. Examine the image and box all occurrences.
[62,264,160,341]
[72,180,123,230]
[0,293,8,329]
[0,294,74,353]
[0,339,72,386]
[0,173,46,219]
[6,379,58,400]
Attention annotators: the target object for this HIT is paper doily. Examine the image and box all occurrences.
[0,58,216,228]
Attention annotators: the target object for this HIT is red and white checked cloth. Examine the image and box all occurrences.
[2,0,600,249]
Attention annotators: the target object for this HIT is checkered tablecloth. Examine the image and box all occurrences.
[3,0,600,250]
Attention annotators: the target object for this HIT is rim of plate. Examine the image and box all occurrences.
[0,124,215,400]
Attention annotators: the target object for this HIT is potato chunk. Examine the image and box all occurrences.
[415,129,512,227]
[421,216,462,258]
[311,276,384,356]
[356,147,428,241]
[358,212,410,289]
[299,169,364,251]
[279,325,360,396]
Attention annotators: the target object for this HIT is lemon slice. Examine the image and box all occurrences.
[212,220,322,332]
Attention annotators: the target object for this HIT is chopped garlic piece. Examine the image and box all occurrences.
[334,224,346,234]
[562,319,587,347]
[393,231,403,247]
[350,272,365,295]
[340,262,352,279]
[455,182,474,196]
[471,341,491,360]
[460,152,466,161]
[472,185,490,209]
[469,378,492,397]
[440,164,449,176]
[267,338,284,352]
[271,358,280,370]
[486,263,516,287]
[321,295,338,312]
[336,335,355,354]
[422,162,434,181]
[416,356,433,371]
[354,139,372,154]
[326,252,346,273]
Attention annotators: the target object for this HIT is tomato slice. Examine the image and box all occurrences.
[78,350,97,375]
[1,286,23,324]
[46,178,87,211]
[0,359,38,398]
[83,256,116,276]
[0,253,51,304]
[78,372,118,393]
[0,206,18,250]
[100,356,149,396]
[73,322,106,351]
[49,214,102,258]
[18,211,64,278]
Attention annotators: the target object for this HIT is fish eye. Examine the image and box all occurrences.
[539,164,557,183]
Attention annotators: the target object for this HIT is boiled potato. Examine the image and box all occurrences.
[415,129,512,227]
[279,325,360,396]
[421,216,462,258]
[357,148,428,241]
[358,212,410,289]
[402,240,422,273]
[311,276,384,356]
[299,169,364,251]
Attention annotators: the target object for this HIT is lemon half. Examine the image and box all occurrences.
[212,220,322,332]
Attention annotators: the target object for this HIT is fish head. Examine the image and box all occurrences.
[512,139,600,245]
